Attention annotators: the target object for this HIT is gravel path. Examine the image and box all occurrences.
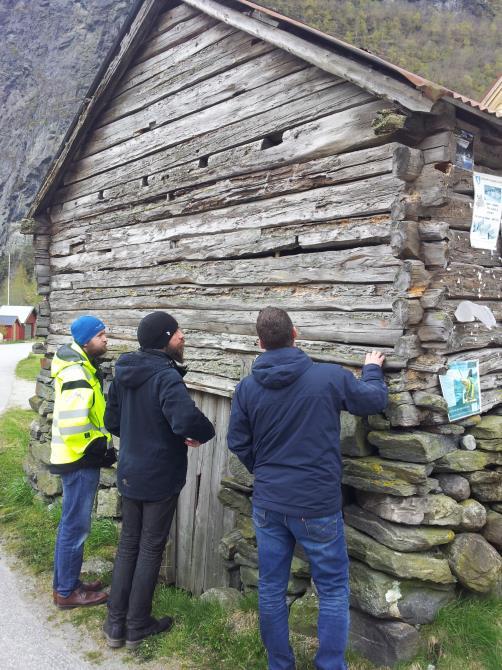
[0,342,33,412]
[0,547,127,670]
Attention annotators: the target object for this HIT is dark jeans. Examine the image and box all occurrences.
[253,506,349,670]
[107,494,178,632]
[53,468,100,597]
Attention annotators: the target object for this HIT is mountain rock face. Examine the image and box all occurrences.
[0,0,134,251]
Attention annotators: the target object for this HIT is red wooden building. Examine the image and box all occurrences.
[0,314,23,341]
[0,306,37,340]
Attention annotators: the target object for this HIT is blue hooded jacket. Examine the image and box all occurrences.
[227,347,388,517]
[105,349,215,501]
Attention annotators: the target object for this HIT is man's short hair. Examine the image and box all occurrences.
[256,307,294,350]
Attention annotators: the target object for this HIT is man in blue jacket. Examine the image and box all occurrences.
[227,307,388,670]
[103,312,215,649]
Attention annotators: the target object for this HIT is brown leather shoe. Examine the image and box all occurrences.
[52,581,104,604]
[55,587,108,609]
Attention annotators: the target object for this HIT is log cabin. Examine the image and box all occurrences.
[23,1,502,664]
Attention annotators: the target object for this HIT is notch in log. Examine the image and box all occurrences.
[392,146,424,182]
[418,221,450,241]
[422,241,449,269]
[420,288,447,310]
[394,260,431,297]
[393,298,424,327]
[417,310,454,343]
[391,221,420,259]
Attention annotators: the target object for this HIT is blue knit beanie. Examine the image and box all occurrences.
[71,316,106,346]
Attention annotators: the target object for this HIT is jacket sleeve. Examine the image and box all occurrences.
[104,380,121,437]
[56,365,106,455]
[339,364,388,416]
[159,372,215,443]
[227,383,255,473]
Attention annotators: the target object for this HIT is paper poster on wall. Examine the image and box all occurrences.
[439,360,481,422]
[470,172,502,250]
[454,129,474,171]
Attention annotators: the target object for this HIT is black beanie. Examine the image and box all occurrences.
[137,312,179,349]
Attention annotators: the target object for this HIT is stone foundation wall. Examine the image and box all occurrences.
[218,410,502,667]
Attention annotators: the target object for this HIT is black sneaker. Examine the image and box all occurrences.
[103,618,126,648]
[125,616,174,649]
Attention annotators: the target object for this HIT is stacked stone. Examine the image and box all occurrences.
[23,351,122,519]
[218,410,502,667]
[218,453,312,601]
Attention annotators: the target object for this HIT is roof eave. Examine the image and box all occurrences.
[224,0,502,127]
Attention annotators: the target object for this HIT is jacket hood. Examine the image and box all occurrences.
[114,349,181,389]
[51,342,91,378]
[252,347,312,389]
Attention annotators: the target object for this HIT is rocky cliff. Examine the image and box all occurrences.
[0,0,134,251]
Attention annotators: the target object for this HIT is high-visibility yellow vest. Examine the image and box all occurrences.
[50,341,111,465]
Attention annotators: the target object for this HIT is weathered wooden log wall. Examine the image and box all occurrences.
[24,0,502,657]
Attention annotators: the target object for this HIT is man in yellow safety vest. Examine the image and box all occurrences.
[50,315,116,609]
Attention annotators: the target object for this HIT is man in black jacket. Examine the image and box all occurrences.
[103,312,215,649]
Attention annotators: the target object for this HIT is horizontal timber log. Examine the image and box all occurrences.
[394,260,430,298]
[447,348,502,375]
[112,17,234,97]
[448,230,501,267]
[431,263,502,300]
[419,131,456,165]
[422,241,448,268]
[419,129,502,171]
[44,331,408,369]
[420,194,473,231]
[83,50,306,158]
[133,12,219,66]
[50,307,404,346]
[420,288,502,317]
[54,94,385,203]
[149,4,201,38]
[419,313,502,352]
[418,220,450,242]
[50,219,397,271]
[481,388,502,413]
[52,142,400,226]
[184,0,434,113]
[60,175,405,256]
[65,69,353,184]
[101,28,272,126]
[49,281,398,313]
[50,246,403,290]
[445,299,502,322]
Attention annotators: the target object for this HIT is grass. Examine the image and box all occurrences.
[15,352,42,381]
[0,409,119,573]
[395,595,502,670]
[137,588,267,669]
[1,409,501,670]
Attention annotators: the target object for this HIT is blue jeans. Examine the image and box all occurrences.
[253,506,349,670]
[53,468,100,597]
